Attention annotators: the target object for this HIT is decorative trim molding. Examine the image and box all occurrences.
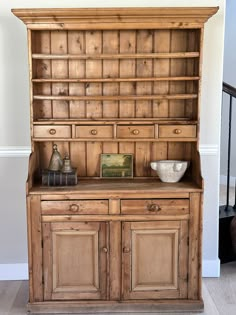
[0,260,219,280]
[0,145,218,158]
[0,146,31,157]
[199,144,218,156]
[202,258,220,278]
[0,263,28,280]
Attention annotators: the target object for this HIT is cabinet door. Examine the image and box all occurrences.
[122,221,188,300]
[42,221,108,300]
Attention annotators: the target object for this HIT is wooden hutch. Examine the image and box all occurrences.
[13,7,218,313]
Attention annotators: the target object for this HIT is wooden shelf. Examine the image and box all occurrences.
[33,94,198,101]
[33,138,197,142]
[33,118,198,125]
[32,76,200,83]
[29,178,203,195]
[32,52,200,60]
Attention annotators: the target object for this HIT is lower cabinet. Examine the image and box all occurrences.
[42,221,108,300]
[122,221,189,300]
[41,218,189,301]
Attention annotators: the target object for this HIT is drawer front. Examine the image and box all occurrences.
[76,125,113,138]
[41,200,109,215]
[33,125,71,138]
[158,125,197,138]
[121,199,189,215]
[117,125,154,138]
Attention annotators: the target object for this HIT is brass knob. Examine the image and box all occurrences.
[49,128,56,135]
[174,129,182,135]
[132,129,140,135]
[147,204,160,212]
[69,204,79,212]
[123,247,131,253]
[102,247,108,253]
[91,129,98,135]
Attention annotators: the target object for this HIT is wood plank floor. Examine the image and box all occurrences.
[0,262,236,315]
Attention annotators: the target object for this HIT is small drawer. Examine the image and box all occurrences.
[117,125,154,138]
[158,125,197,138]
[76,125,113,138]
[121,199,189,215]
[41,200,109,215]
[33,125,71,138]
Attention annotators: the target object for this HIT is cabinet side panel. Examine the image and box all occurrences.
[179,220,189,298]
[188,193,201,299]
[29,195,43,302]
[42,222,52,300]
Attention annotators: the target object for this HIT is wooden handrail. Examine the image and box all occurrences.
[223,82,236,98]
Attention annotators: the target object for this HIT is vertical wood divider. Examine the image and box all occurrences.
[188,192,201,300]
[109,221,121,300]
[29,195,43,302]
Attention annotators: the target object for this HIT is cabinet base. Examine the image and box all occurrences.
[27,299,204,314]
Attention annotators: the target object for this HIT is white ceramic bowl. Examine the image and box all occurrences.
[150,160,189,183]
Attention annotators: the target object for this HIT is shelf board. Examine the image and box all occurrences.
[33,94,198,101]
[33,118,198,125]
[32,137,197,142]
[29,178,203,195]
[32,76,200,83]
[31,52,200,60]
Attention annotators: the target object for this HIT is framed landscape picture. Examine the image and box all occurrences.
[100,154,133,178]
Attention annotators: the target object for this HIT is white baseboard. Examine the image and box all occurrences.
[0,263,28,280]
[220,175,236,187]
[0,260,220,280]
[202,258,220,278]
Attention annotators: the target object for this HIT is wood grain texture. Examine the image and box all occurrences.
[188,193,201,300]
[29,195,43,302]
[109,221,121,300]
[12,6,216,311]
[12,7,219,28]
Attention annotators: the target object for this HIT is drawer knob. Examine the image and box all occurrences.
[102,247,108,253]
[174,129,182,135]
[91,129,98,135]
[69,204,79,212]
[147,204,160,212]
[123,247,131,253]
[132,129,140,135]
[49,128,56,135]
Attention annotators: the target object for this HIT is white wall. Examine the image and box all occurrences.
[0,0,225,279]
[221,0,236,183]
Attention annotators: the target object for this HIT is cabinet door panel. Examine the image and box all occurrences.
[43,221,108,300]
[122,221,188,300]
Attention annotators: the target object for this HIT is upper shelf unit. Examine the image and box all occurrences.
[30,28,200,121]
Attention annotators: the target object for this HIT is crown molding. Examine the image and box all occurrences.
[12,7,219,30]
